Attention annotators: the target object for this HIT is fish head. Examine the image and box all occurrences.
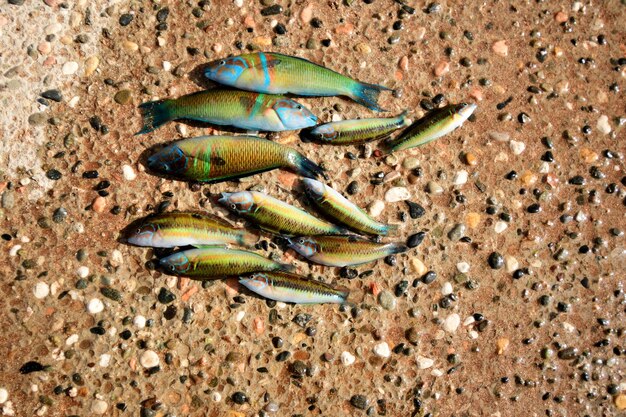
[158,251,191,275]
[122,220,159,246]
[453,102,477,121]
[287,237,320,258]
[239,272,270,291]
[146,145,188,176]
[203,56,247,85]
[302,178,326,201]
[309,124,338,141]
[272,99,318,129]
[218,191,256,214]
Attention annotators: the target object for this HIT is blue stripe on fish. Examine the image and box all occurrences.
[259,52,271,89]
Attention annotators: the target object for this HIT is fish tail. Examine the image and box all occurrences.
[240,231,260,247]
[276,262,296,272]
[350,82,392,112]
[388,242,408,255]
[336,285,351,304]
[289,151,326,180]
[380,223,399,236]
[398,110,411,127]
[136,99,175,135]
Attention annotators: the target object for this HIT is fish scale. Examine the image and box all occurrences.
[307,111,410,145]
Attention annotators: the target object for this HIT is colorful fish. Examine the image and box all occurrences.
[288,235,407,267]
[136,89,318,134]
[218,191,345,236]
[158,247,292,280]
[146,135,324,183]
[382,103,476,153]
[239,271,349,304]
[203,52,392,111]
[305,111,410,145]
[302,178,397,236]
[121,211,258,248]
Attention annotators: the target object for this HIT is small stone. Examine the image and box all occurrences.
[434,60,450,76]
[615,394,626,411]
[261,4,283,16]
[416,356,434,369]
[466,212,481,228]
[119,13,133,26]
[448,223,465,241]
[452,170,468,185]
[122,164,136,180]
[597,115,611,134]
[441,282,453,296]
[41,89,62,102]
[384,187,410,202]
[373,342,391,358]
[158,287,176,304]
[91,400,108,415]
[354,42,372,54]
[402,157,419,170]
[34,282,50,299]
[133,315,146,328]
[488,252,504,269]
[494,221,508,233]
[443,313,460,333]
[407,232,426,248]
[520,171,537,187]
[368,200,385,217]
[86,298,104,314]
[122,40,139,52]
[509,140,526,155]
[0,388,8,404]
[427,181,444,195]
[114,90,131,105]
[140,350,160,368]
[489,131,510,142]
[341,351,355,366]
[411,258,427,276]
[464,152,478,166]
[62,61,79,75]
[492,40,508,56]
[92,196,106,213]
[378,290,396,311]
[504,255,519,273]
[398,56,409,71]
[300,4,313,23]
[350,395,369,410]
[85,56,99,76]
[456,262,470,273]
[496,338,510,355]
[76,266,89,278]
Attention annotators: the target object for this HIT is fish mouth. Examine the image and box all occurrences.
[459,103,477,118]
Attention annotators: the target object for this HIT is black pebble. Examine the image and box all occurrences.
[488,252,504,269]
[310,17,323,28]
[407,232,425,248]
[340,267,358,279]
[232,392,248,404]
[346,181,360,195]
[119,13,133,26]
[46,169,62,180]
[274,23,287,35]
[568,175,585,185]
[261,4,283,16]
[157,287,176,304]
[156,7,169,22]
[350,395,369,410]
[275,351,291,362]
[527,203,541,213]
[41,89,62,102]
[20,361,45,374]
[405,201,425,218]
[518,112,531,123]
[421,271,437,284]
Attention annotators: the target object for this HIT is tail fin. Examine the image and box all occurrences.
[276,262,296,272]
[290,152,327,180]
[380,223,399,236]
[350,82,393,112]
[136,99,174,135]
[397,110,411,127]
[388,242,408,255]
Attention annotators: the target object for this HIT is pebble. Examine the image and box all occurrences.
[86,298,104,314]
[615,394,626,411]
[92,196,106,213]
[373,342,391,358]
[211,392,222,402]
[76,266,89,278]
[411,258,427,276]
[114,90,131,105]
[509,140,526,155]
[91,400,108,415]
[489,131,510,142]
[300,4,313,23]
[139,350,160,368]
[447,223,465,241]
[504,255,519,273]
[350,395,369,410]
[377,290,396,310]
[456,262,470,273]
[0,388,7,404]
[497,338,510,355]
[341,351,355,366]
[442,313,460,333]
[368,200,385,217]
[427,181,444,195]
[84,56,99,76]
[494,221,508,233]
[133,315,146,329]
[62,61,79,75]
[122,165,136,181]
[33,282,50,299]
[441,282,453,295]
[452,170,468,185]
[434,61,450,76]
[488,252,504,269]
[416,356,434,369]
[492,40,508,56]
[41,89,62,102]
[597,115,611,134]
[384,187,410,202]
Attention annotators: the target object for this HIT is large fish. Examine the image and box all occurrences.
[218,191,345,236]
[203,52,392,111]
[239,271,349,304]
[146,135,324,183]
[121,211,257,248]
[288,235,407,267]
[158,247,292,280]
[302,178,397,236]
[382,103,476,153]
[136,89,318,134]
[305,111,410,145]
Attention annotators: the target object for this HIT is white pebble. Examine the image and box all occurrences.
[133,315,146,329]
[110,250,123,267]
[509,140,526,155]
[452,170,468,186]
[488,131,510,142]
[373,342,391,358]
[340,351,355,366]
[45,23,63,34]
[597,115,611,134]
[469,330,479,339]
[68,96,80,108]
[176,124,188,137]
[431,369,444,377]
[416,356,434,369]
[539,161,550,174]
[442,313,460,333]
[463,316,476,326]
[494,221,508,233]
[456,262,470,273]
[331,113,342,122]
[62,61,79,75]
[368,200,385,217]
[122,164,136,181]
[86,298,104,314]
[0,388,8,404]
[139,350,160,368]
[441,282,453,296]
[33,282,50,299]
[99,354,111,367]
[575,211,587,222]
[235,311,246,321]
[162,61,172,71]
[275,302,287,309]
[91,399,108,415]
[76,266,89,278]
[9,245,21,257]
[211,392,222,402]
[234,0,243,7]
[505,255,519,273]
[384,187,410,202]
[65,334,79,346]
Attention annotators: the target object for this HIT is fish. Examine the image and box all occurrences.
[287,235,407,267]
[218,191,346,236]
[146,135,325,183]
[302,178,397,236]
[158,247,293,280]
[382,103,476,153]
[121,211,258,248]
[203,52,392,111]
[239,271,349,304]
[136,89,318,134]
[305,111,410,145]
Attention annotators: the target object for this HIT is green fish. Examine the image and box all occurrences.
[288,235,408,267]
[121,211,258,248]
[218,191,346,236]
[158,247,292,280]
[239,271,349,304]
[203,52,392,111]
[136,89,318,134]
[382,103,476,153]
[305,111,410,145]
[302,178,397,236]
[146,135,324,183]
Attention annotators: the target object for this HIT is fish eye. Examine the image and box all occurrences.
[298,238,305,244]
[168,264,175,272]
[230,203,237,210]
[296,105,302,110]
[136,228,142,234]
[219,60,226,65]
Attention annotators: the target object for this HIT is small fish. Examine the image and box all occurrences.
[382,103,476,153]
[302,178,397,236]
[288,235,407,267]
[121,211,258,248]
[305,111,410,145]
[136,89,317,134]
[203,52,392,111]
[146,135,324,183]
[158,247,292,280]
[239,271,349,304]
[218,191,345,236]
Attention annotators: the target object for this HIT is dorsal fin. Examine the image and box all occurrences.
[186,211,236,228]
